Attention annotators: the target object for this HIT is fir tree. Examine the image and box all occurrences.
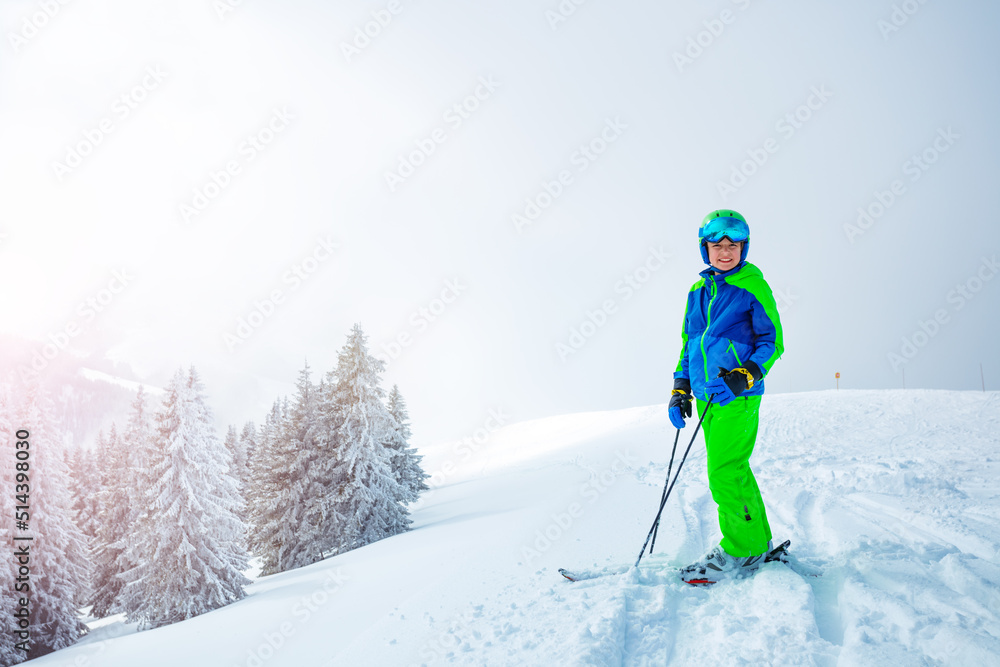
[385,385,429,504]
[113,385,158,619]
[88,423,129,618]
[239,421,257,467]
[323,324,410,553]
[17,382,89,658]
[66,445,98,608]
[223,425,247,522]
[68,447,100,544]
[224,425,244,485]
[246,364,333,574]
[235,421,256,528]
[119,367,249,628]
[237,421,257,491]
[120,386,157,513]
[274,363,331,570]
[185,369,250,583]
[247,400,287,575]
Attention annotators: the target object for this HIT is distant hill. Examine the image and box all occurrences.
[0,333,160,449]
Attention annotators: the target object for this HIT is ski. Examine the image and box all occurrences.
[558,564,630,582]
[560,539,820,584]
[764,540,822,579]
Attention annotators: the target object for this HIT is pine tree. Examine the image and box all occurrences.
[186,369,250,584]
[279,363,336,569]
[17,382,89,658]
[0,389,27,665]
[223,425,247,521]
[385,385,428,504]
[224,425,243,483]
[235,421,256,528]
[246,364,333,574]
[237,421,257,490]
[322,324,410,553]
[113,386,158,619]
[88,424,129,618]
[120,386,157,513]
[66,446,98,608]
[119,367,249,628]
[239,421,257,469]
[247,400,287,575]
[68,447,100,544]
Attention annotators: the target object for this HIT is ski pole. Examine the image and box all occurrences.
[635,394,715,568]
[648,428,680,555]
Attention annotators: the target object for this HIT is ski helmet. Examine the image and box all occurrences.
[699,209,749,265]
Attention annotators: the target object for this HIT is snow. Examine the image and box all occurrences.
[77,368,164,396]
[28,389,1000,666]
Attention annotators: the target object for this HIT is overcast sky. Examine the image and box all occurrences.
[1,0,997,445]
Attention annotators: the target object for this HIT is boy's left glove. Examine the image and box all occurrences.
[705,362,762,406]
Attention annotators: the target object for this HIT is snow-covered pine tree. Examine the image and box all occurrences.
[65,444,98,610]
[118,367,249,629]
[0,389,27,665]
[246,365,332,574]
[223,425,247,522]
[185,369,251,583]
[88,422,130,618]
[322,324,410,554]
[59,447,93,612]
[235,421,256,526]
[224,425,244,483]
[120,386,157,511]
[385,385,428,504]
[113,385,158,620]
[224,425,238,460]
[237,421,256,489]
[17,382,89,658]
[247,400,287,575]
[68,447,100,544]
[273,363,333,570]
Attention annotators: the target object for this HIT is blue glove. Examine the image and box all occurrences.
[705,365,760,406]
[668,378,692,429]
[704,375,738,406]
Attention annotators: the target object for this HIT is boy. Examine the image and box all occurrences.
[668,209,784,584]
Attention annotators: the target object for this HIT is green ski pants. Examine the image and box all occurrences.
[696,395,772,557]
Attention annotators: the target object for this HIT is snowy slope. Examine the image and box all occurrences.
[77,368,164,396]
[29,390,1000,666]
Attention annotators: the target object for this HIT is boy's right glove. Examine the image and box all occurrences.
[668,378,692,430]
[705,362,762,406]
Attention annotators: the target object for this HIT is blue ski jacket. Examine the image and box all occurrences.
[674,261,784,401]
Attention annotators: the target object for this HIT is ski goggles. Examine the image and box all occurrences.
[699,216,749,244]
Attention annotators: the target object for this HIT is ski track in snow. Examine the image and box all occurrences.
[29,390,1000,667]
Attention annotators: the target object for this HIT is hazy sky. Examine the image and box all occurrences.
[1,0,997,445]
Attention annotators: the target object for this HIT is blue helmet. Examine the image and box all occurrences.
[699,209,749,265]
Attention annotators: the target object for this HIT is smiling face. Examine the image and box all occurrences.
[706,238,743,272]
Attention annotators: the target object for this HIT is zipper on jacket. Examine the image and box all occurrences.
[700,276,718,382]
[727,339,743,367]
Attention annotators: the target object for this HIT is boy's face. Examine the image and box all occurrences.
[706,238,743,272]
